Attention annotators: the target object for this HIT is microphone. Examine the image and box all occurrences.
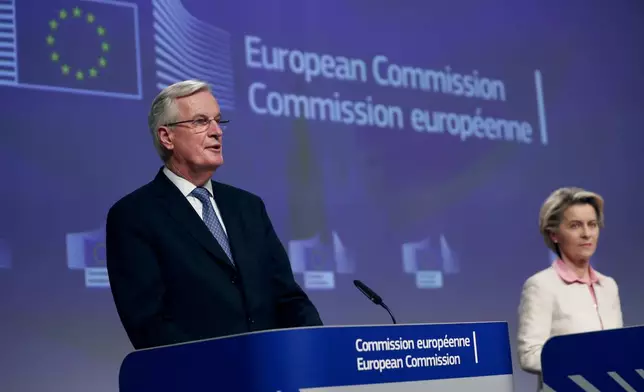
[353,279,397,324]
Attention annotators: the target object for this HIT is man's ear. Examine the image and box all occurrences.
[158,127,174,152]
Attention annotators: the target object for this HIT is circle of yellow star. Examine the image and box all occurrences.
[49,9,109,81]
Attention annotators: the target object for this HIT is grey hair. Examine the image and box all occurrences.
[147,79,211,161]
[539,187,605,256]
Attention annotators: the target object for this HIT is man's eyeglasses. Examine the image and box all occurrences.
[164,116,229,132]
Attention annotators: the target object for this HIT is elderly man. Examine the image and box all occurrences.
[106,79,322,350]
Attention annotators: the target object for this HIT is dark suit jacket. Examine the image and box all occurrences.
[106,169,322,349]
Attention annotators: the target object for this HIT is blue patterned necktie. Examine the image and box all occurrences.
[190,187,235,266]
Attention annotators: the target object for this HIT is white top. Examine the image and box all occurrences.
[517,263,623,377]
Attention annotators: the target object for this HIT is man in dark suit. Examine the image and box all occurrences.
[106,79,322,350]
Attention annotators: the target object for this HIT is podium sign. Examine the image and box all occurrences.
[119,322,513,391]
[542,325,644,391]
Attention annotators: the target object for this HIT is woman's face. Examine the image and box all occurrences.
[551,203,600,263]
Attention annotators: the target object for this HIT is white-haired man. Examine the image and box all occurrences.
[106,79,322,349]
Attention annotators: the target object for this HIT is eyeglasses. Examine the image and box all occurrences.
[164,116,229,132]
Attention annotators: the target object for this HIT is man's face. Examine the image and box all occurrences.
[159,91,224,174]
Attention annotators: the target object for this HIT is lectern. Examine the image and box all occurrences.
[542,325,644,391]
[119,321,514,391]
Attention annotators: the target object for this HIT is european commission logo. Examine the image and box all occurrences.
[152,0,235,110]
[402,235,460,289]
[66,226,109,288]
[0,239,11,269]
[288,231,355,290]
[1,0,142,99]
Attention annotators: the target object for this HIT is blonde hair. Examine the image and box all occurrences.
[539,187,605,255]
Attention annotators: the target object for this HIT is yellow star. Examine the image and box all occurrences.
[61,64,70,75]
[51,52,60,62]
[98,57,107,67]
[101,42,109,52]
[59,9,68,19]
[76,70,84,80]
[89,68,98,77]
[97,26,105,36]
[46,35,55,45]
[73,7,82,17]
[86,13,95,23]
[49,20,58,30]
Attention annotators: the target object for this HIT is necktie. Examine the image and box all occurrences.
[190,187,235,266]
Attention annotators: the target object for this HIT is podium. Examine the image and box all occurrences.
[119,321,513,391]
[542,325,644,391]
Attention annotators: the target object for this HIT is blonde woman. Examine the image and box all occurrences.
[517,187,623,381]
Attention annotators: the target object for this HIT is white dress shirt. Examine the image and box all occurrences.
[163,167,227,235]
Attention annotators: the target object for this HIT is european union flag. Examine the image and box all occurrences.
[83,235,106,268]
[288,235,336,273]
[402,238,441,272]
[302,242,334,272]
[66,226,109,288]
[66,226,105,270]
[12,0,141,99]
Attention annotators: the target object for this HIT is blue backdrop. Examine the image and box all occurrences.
[1,0,643,391]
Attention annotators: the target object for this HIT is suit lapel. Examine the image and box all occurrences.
[211,181,251,274]
[151,170,235,272]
